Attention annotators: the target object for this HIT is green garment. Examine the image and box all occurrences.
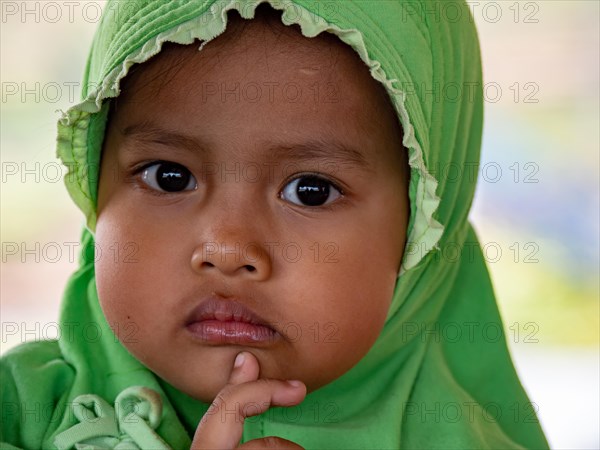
[1,0,549,448]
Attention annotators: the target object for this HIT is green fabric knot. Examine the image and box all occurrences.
[53,387,171,450]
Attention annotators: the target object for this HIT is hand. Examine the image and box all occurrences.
[191,352,307,449]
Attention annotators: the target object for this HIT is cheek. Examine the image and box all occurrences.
[327,217,401,317]
[324,252,396,345]
[94,219,141,341]
[94,207,180,353]
[285,236,398,388]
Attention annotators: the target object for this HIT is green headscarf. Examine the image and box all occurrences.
[1,0,549,448]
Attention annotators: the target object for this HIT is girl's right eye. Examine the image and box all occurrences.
[140,161,197,193]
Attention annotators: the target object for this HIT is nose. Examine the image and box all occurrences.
[189,180,274,280]
[190,235,273,281]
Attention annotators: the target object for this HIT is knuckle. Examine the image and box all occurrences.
[263,436,303,449]
[213,391,229,408]
[255,378,275,390]
[214,383,239,403]
[263,436,284,446]
[240,436,304,449]
[206,390,230,416]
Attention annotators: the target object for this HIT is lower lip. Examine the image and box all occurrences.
[186,320,278,345]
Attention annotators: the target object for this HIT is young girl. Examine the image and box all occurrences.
[1,0,549,448]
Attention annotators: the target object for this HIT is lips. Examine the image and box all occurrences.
[185,296,279,345]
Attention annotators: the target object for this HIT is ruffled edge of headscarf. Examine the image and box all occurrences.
[56,0,444,273]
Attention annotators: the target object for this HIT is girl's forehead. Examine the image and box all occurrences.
[122,21,358,92]
[113,15,395,136]
[144,40,343,82]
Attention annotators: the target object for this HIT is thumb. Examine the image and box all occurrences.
[228,351,260,385]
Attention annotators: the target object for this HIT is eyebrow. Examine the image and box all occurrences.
[122,121,208,156]
[120,121,372,171]
[267,139,371,171]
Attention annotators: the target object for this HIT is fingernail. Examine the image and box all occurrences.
[287,380,302,388]
[234,352,245,368]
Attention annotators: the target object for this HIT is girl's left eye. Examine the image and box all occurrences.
[280,175,342,207]
[140,161,197,193]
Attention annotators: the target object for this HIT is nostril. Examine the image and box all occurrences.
[196,261,257,274]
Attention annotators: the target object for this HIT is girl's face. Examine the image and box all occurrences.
[96,14,409,402]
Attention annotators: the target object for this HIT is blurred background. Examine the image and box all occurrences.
[1,1,598,448]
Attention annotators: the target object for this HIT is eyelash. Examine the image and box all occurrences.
[127,160,348,208]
